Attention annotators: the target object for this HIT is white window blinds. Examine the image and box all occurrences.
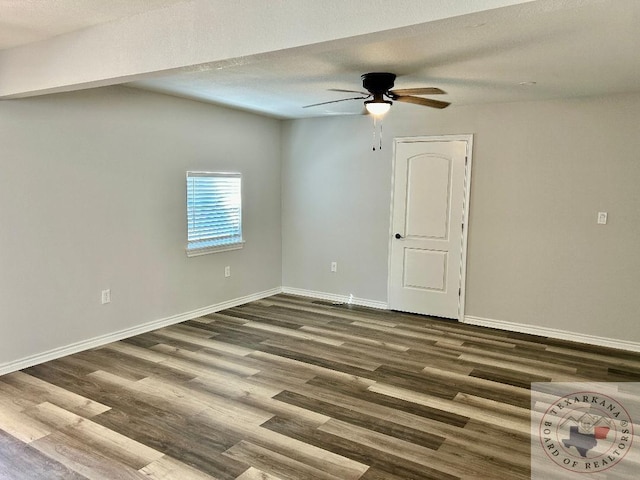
[186,172,243,254]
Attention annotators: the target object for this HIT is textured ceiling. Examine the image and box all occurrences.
[0,0,188,50]
[128,0,640,118]
[0,0,640,118]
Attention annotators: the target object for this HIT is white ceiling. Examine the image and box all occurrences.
[1,0,639,118]
[0,0,188,50]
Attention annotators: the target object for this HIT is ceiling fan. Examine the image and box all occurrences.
[303,72,450,115]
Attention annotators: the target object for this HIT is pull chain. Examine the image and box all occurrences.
[372,116,377,151]
[372,117,384,151]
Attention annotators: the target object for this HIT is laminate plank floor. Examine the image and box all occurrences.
[1,294,639,479]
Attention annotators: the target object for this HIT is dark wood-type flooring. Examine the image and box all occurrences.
[1,294,640,479]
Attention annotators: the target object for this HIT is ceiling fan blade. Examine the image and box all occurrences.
[302,96,369,108]
[390,87,446,95]
[329,88,369,95]
[395,95,451,109]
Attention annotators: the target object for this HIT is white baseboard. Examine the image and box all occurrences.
[464,315,640,353]
[5,289,638,376]
[0,287,282,376]
[281,287,388,310]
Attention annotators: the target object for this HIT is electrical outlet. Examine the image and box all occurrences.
[597,212,608,225]
[224,266,231,277]
[101,289,111,304]
[331,262,337,272]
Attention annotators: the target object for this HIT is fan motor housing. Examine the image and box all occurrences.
[361,72,396,94]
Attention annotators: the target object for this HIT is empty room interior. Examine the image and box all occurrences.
[1,1,640,479]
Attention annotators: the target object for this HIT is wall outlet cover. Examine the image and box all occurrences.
[597,212,608,224]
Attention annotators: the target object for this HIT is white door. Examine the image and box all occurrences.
[388,136,472,320]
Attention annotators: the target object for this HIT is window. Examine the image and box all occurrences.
[186,171,243,256]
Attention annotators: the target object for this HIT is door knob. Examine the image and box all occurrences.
[395,233,403,239]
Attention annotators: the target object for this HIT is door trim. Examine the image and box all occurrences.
[387,134,474,321]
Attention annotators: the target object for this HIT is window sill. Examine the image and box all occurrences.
[186,241,244,257]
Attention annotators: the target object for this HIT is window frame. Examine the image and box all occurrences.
[185,171,244,257]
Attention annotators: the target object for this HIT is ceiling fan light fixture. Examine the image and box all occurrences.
[365,99,392,116]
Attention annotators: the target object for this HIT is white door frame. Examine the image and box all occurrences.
[387,134,474,321]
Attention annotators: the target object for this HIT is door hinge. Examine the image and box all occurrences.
[465,156,468,165]
[458,287,461,296]
[462,222,465,232]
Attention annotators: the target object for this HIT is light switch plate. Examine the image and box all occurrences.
[101,289,111,304]
[597,212,608,225]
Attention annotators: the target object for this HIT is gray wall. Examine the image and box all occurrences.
[0,86,282,366]
[282,93,640,342]
[2,85,639,367]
